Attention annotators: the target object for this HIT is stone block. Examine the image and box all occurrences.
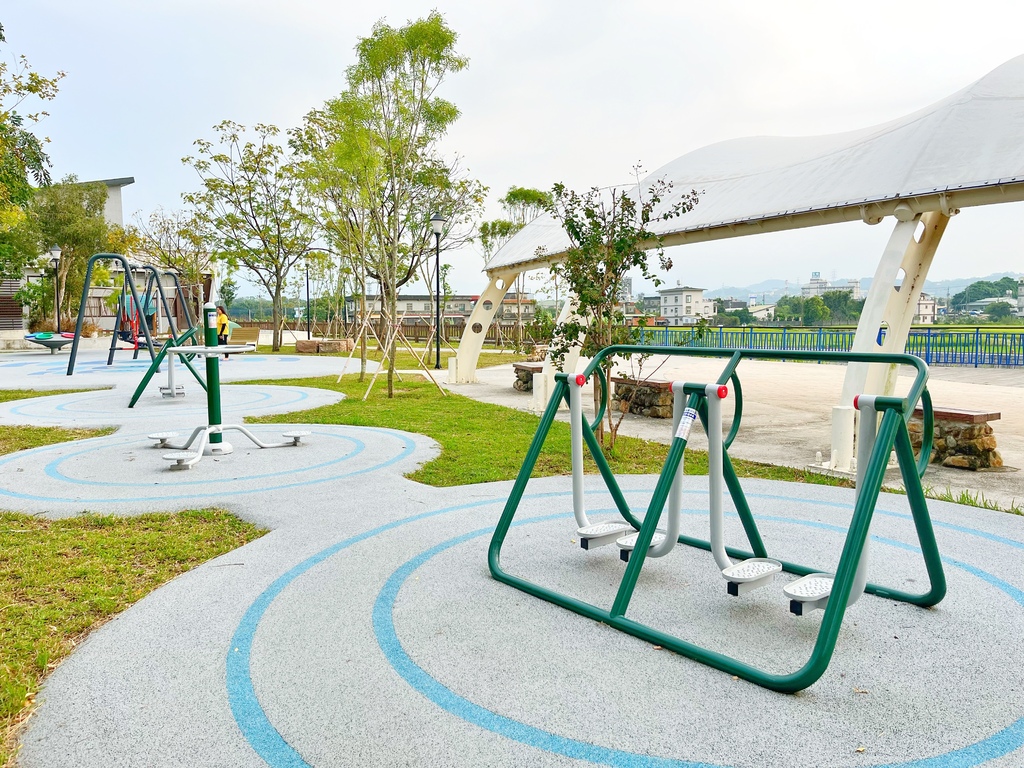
[317,339,345,353]
[943,454,980,470]
[295,339,318,354]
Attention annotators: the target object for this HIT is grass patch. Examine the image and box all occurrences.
[244,374,853,489]
[0,509,266,766]
[0,426,114,457]
[256,344,526,370]
[923,486,1023,515]
[0,388,103,405]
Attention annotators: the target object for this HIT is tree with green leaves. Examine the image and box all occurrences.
[545,172,699,448]
[802,295,830,326]
[950,277,1018,312]
[986,301,1014,321]
[0,22,65,280]
[478,186,552,348]
[183,121,316,350]
[133,208,214,319]
[16,176,112,327]
[314,12,482,394]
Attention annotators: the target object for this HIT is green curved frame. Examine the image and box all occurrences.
[488,346,946,693]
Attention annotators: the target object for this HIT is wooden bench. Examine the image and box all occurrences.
[910,406,1002,470]
[228,327,261,346]
[610,376,673,418]
[513,362,544,392]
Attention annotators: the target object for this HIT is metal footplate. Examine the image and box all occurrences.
[164,450,199,470]
[159,385,185,399]
[722,557,783,596]
[616,531,667,562]
[148,431,180,447]
[577,522,633,550]
[783,573,834,615]
[282,430,311,446]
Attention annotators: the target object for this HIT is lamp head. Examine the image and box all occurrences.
[429,213,446,236]
[47,245,62,267]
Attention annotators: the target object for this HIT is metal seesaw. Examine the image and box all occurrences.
[488,345,945,693]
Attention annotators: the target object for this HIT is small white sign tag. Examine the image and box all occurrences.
[675,407,698,441]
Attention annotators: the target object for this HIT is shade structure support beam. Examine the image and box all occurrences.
[452,269,521,383]
[531,293,586,411]
[829,209,950,472]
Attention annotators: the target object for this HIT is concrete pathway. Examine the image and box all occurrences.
[4,349,1024,766]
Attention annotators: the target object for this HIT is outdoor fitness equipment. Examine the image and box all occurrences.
[23,331,75,354]
[489,345,946,693]
[147,302,309,470]
[67,254,158,375]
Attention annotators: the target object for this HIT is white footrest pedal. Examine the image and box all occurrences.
[577,522,633,550]
[783,573,834,615]
[163,450,198,470]
[282,430,311,445]
[616,531,667,562]
[723,558,783,596]
[159,385,185,399]
[148,431,180,447]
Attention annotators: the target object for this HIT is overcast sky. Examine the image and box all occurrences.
[5,1,1024,298]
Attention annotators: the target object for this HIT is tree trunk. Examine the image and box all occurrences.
[386,291,398,398]
[272,284,283,350]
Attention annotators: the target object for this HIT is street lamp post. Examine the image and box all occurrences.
[305,263,311,340]
[430,214,446,369]
[48,245,62,332]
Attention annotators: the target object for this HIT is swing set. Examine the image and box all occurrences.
[489,345,945,693]
[67,254,200,376]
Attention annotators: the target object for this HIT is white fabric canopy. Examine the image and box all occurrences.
[485,54,1024,274]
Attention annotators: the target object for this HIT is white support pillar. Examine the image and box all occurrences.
[828,208,949,471]
[532,293,585,411]
[452,269,520,383]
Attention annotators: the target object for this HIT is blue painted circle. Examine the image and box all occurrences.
[227,489,1024,767]
[0,426,417,503]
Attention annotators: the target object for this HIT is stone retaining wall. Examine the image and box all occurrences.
[909,418,1002,470]
[612,380,673,419]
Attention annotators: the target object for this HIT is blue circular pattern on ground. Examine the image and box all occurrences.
[227,489,1024,768]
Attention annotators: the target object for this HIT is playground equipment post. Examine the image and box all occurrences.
[203,302,223,445]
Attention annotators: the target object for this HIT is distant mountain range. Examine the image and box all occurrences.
[704,272,1024,304]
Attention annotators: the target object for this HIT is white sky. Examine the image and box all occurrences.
[5,1,1024,297]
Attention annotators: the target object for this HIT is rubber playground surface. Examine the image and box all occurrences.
[4,348,1024,767]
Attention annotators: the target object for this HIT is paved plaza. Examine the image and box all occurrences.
[3,347,1024,767]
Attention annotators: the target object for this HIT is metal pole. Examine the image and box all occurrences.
[434,232,442,369]
[53,262,60,332]
[305,264,311,340]
[203,302,223,445]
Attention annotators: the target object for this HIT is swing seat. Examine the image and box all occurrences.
[783,573,834,615]
[722,557,783,596]
[118,330,134,342]
[577,521,633,550]
[616,531,668,562]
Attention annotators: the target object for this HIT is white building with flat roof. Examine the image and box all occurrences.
[658,284,714,325]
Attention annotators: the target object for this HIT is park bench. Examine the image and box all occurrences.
[513,361,544,392]
[228,327,261,346]
[910,405,1002,470]
[610,376,673,418]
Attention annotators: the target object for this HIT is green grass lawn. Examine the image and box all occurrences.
[0,510,265,766]
[245,374,851,489]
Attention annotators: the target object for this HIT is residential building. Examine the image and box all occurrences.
[801,272,862,300]
[914,293,937,324]
[658,284,715,325]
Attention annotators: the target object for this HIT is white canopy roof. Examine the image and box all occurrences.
[485,54,1024,275]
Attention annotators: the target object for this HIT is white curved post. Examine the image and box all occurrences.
[705,383,733,571]
[452,270,520,383]
[568,373,590,528]
[831,210,949,471]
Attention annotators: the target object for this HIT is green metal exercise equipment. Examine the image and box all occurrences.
[488,346,945,693]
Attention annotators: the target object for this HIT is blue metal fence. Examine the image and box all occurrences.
[634,326,1024,367]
